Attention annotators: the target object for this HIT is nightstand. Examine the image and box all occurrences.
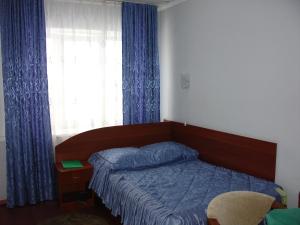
[55,161,94,208]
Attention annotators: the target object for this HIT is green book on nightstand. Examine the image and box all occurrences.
[61,160,83,169]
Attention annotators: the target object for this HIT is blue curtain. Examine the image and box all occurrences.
[0,0,55,208]
[122,2,160,125]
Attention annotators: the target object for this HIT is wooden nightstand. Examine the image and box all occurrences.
[55,161,94,208]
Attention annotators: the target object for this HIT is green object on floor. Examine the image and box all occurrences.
[61,160,83,169]
[266,208,300,225]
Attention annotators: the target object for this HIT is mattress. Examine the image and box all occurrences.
[90,158,281,225]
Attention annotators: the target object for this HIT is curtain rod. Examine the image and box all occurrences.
[48,0,121,5]
[48,0,163,6]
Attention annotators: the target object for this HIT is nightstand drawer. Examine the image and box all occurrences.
[61,182,86,193]
[59,169,92,185]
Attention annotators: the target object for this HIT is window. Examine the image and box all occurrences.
[45,0,122,142]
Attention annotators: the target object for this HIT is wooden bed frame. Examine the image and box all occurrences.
[56,121,277,181]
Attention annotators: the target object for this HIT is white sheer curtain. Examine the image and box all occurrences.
[45,0,122,144]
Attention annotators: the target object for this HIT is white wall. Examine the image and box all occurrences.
[0,40,6,201]
[160,0,300,207]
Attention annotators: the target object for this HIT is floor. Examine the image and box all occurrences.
[0,200,121,225]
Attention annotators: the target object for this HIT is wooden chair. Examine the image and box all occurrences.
[207,191,286,225]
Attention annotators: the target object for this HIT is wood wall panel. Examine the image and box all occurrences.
[171,122,276,181]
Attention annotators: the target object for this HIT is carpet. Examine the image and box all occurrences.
[38,213,109,225]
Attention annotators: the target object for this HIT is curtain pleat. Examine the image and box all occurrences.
[122,2,160,125]
[0,0,55,208]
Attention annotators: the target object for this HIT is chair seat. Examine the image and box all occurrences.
[207,191,275,225]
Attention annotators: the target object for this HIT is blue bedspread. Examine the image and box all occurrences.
[90,159,281,225]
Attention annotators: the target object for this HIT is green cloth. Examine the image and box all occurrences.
[266,208,300,225]
[61,160,83,169]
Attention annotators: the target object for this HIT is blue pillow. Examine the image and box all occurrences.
[89,147,141,170]
[140,141,199,165]
[89,141,199,171]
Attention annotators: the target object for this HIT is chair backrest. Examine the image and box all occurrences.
[207,191,275,225]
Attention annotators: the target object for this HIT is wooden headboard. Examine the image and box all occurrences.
[55,121,277,181]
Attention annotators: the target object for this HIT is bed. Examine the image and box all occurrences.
[55,121,280,225]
